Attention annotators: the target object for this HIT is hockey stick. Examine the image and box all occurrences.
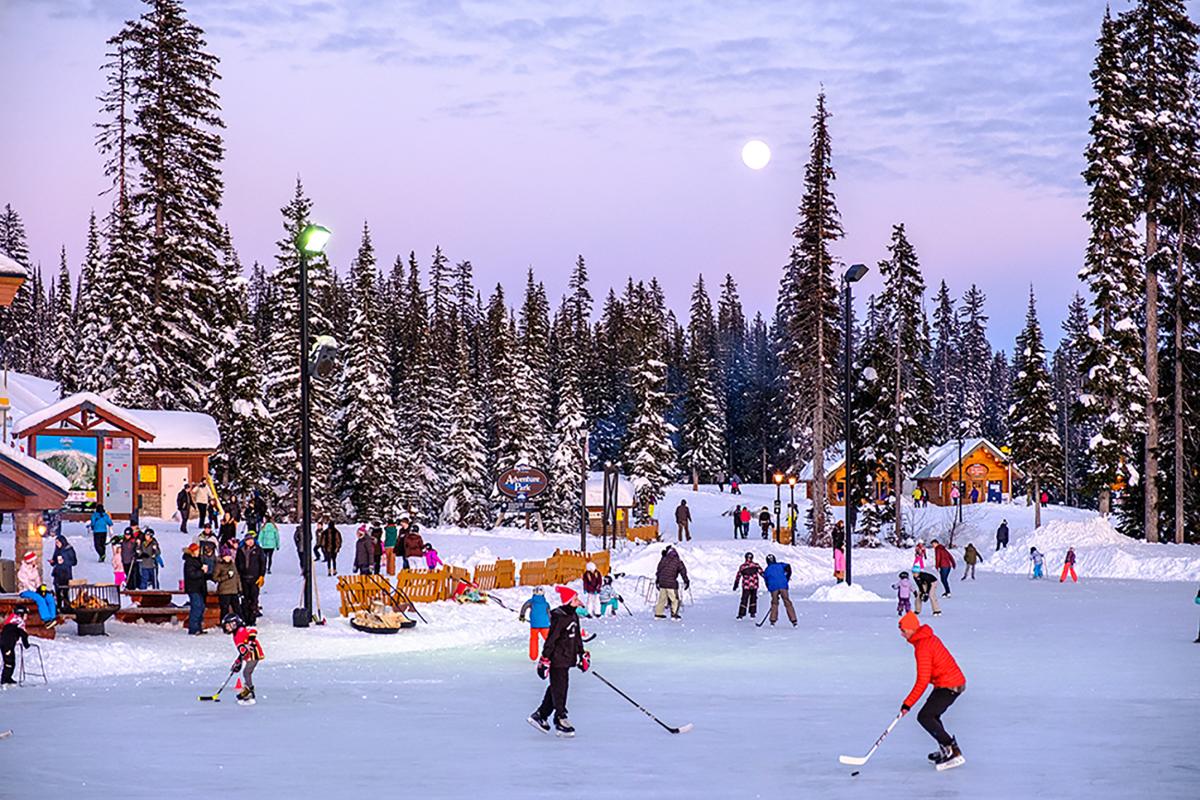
[755,609,771,627]
[592,671,693,734]
[838,712,903,766]
[198,670,236,702]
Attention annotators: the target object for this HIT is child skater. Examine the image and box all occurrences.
[222,612,264,705]
[1029,547,1046,579]
[598,575,620,617]
[519,586,551,661]
[892,571,913,616]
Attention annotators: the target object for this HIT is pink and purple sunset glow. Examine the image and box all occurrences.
[3,0,1153,345]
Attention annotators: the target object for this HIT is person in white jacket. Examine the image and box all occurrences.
[16,551,40,592]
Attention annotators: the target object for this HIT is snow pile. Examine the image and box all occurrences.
[802,583,888,602]
[987,517,1200,581]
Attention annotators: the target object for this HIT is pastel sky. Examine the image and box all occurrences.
[3,0,1179,347]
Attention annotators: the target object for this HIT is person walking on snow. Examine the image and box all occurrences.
[733,552,763,619]
[932,539,955,597]
[961,543,982,581]
[893,571,913,615]
[897,611,966,769]
[758,507,772,540]
[912,570,941,616]
[738,505,751,539]
[223,613,264,704]
[176,482,194,533]
[764,553,798,626]
[913,540,927,571]
[400,521,425,571]
[519,587,552,660]
[182,543,212,635]
[213,551,240,621]
[674,500,692,542]
[528,587,588,737]
[192,480,211,533]
[423,543,443,571]
[582,561,603,617]
[1060,547,1078,583]
[1029,547,1046,579]
[318,521,342,576]
[89,504,113,562]
[257,516,280,574]
[654,545,689,619]
[135,529,160,590]
[730,473,742,494]
[598,576,620,616]
[995,520,1009,550]
[235,534,266,626]
[731,505,743,539]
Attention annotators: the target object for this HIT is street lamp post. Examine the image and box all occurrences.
[787,475,797,545]
[293,223,331,628]
[842,263,868,586]
[773,472,784,543]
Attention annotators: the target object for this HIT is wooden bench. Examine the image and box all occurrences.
[495,559,516,589]
[0,595,59,640]
[119,590,222,628]
[395,569,448,603]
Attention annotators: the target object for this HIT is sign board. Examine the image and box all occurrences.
[102,436,134,515]
[496,466,549,499]
[34,433,98,513]
[966,463,988,478]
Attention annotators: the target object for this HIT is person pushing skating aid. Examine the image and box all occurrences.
[222,613,264,705]
[897,612,966,770]
[528,586,589,737]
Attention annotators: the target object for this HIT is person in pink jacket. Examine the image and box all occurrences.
[913,541,927,571]
[423,543,443,570]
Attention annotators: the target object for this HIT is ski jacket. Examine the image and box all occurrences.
[193,484,211,505]
[214,558,240,595]
[402,532,425,558]
[674,504,691,524]
[1030,550,1045,567]
[424,549,443,570]
[934,545,956,569]
[963,545,982,565]
[893,577,912,599]
[599,584,616,603]
[1064,549,1076,565]
[353,536,375,571]
[997,523,1009,541]
[913,543,926,567]
[319,525,342,555]
[219,521,237,544]
[913,571,936,599]
[120,536,139,564]
[233,625,264,665]
[759,511,771,524]
[763,562,792,592]
[541,605,585,668]
[384,524,399,548]
[51,538,77,585]
[256,522,280,550]
[17,561,40,593]
[236,543,267,580]
[182,553,209,594]
[734,561,762,592]
[902,625,966,708]
[739,508,751,524]
[521,594,551,628]
[1,616,29,651]
[136,538,161,570]
[91,511,114,535]
[655,551,689,590]
[582,570,603,593]
[176,489,193,513]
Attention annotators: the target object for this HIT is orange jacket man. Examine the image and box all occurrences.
[898,612,966,768]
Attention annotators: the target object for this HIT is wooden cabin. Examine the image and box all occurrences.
[12,392,219,521]
[912,437,1019,506]
[799,449,894,507]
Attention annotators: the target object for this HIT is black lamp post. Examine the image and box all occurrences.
[842,262,868,586]
[787,475,797,545]
[772,471,784,542]
[292,223,330,628]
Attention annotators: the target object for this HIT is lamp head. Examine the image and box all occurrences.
[773,472,784,485]
[844,263,868,283]
[788,476,797,486]
[296,224,332,255]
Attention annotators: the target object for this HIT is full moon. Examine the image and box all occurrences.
[741,140,771,170]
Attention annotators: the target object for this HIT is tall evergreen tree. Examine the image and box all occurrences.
[0,204,35,374]
[983,351,1012,447]
[930,280,960,442]
[625,282,676,518]
[681,275,726,486]
[1008,289,1062,527]
[716,274,749,474]
[73,212,106,392]
[547,366,588,535]
[1052,294,1093,507]
[958,285,991,435]
[51,247,76,393]
[440,335,490,527]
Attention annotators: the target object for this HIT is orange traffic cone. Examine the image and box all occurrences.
[235,677,243,691]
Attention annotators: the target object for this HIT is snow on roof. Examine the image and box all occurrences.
[0,440,71,492]
[798,445,846,482]
[585,471,635,506]
[13,391,155,439]
[0,251,27,278]
[133,409,221,451]
[911,437,1011,480]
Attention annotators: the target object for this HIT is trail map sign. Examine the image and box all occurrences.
[496,466,549,500]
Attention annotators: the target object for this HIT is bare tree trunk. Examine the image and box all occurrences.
[1145,215,1160,543]
[1098,487,1111,517]
[1033,478,1042,528]
[692,466,699,493]
[1174,217,1185,544]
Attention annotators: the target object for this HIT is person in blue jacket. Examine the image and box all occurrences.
[89,504,114,562]
[763,554,797,627]
[519,587,552,661]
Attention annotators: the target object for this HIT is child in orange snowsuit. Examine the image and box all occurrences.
[519,587,551,661]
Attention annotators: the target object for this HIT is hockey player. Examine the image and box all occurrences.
[222,613,264,705]
[892,572,913,615]
[528,587,588,737]
[763,554,797,627]
[732,552,763,620]
[598,576,620,617]
[898,612,966,770]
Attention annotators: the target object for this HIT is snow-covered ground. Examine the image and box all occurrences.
[2,484,1197,798]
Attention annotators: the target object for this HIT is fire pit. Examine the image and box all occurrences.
[65,583,121,635]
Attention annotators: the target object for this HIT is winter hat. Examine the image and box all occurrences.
[357,525,367,535]
[744,552,754,560]
[898,612,921,634]
[186,543,200,554]
[532,586,544,596]
[765,554,776,564]
[22,551,36,563]
[603,575,612,585]
[586,561,596,571]
[555,586,578,605]
[899,571,909,579]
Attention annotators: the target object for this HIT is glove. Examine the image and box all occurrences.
[231,660,241,673]
[578,651,590,672]
[617,596,624,603]
[536,658,550,680]
[256,576,264,588]
[900,704,911,716]
[684,582,691,591]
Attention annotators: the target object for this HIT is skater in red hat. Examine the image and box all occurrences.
[527,586,588,738]
[898,612,967,770]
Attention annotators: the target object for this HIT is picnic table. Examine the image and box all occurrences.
[116,590,222,629]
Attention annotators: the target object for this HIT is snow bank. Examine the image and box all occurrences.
[802,583,888,602]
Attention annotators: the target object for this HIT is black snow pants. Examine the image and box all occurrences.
[1,647,16,684]
[737,589,757,618]
[240,579,260,625]
[93,532,107,560]
[917,686,962,747]
[536,667,571,721]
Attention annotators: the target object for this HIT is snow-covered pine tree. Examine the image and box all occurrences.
[262,179,339,521]
[958,285,991,435]
[0,204,36,374]
[716,275,749,474]
[51,247,75,394]
[983,351,1012,446]
[930,281,960,442]
[208,227,270,499]
[1077,6,1149,518]
[779,92,843,544]
[73,212,106,393]
[338,222,400,523]
[875,224,935,542]
[518,270,553,468]
[1121,0,1200,542]
[440,334,491,528]
[850,295,890,511]
[682,275,726,487]
[546,365,588,535]
[126,0,226,410]
[1008,288,1062,527]
[1052,294,1093,507]
[625,282,676,520]
[589,289,632,465]
[744,312,783,482]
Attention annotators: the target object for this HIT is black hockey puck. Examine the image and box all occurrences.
[850,771,860,777]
